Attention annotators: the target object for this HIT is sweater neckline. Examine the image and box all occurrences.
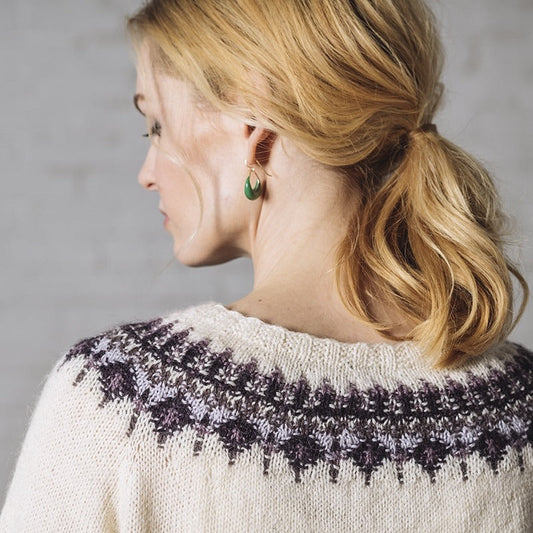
[165,301,514,385]
[212,302,411,350]
[167,301,441,377]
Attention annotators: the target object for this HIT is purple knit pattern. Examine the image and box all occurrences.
[60,318,533,485]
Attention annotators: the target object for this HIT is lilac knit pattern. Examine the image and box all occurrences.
[60,317,533,485]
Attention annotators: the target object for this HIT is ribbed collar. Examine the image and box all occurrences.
[163,301,514,389]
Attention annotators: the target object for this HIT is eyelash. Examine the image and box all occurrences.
[142,121,162,138]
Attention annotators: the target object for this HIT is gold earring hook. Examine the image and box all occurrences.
[244,158,271,176]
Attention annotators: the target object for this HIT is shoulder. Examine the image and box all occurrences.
[0,319,175,530]
[59,303,219,369]
[57,309,198,397]
[60,314,187,369]
[57,302,242,389]
[54,305,218,441]
[478,340,533,397]
[505,340,533,367]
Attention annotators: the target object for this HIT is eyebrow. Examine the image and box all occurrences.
[133,93,145,116]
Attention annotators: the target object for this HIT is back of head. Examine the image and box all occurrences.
[128,0,529,368]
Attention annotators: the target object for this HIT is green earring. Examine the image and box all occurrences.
[244,163,262,200]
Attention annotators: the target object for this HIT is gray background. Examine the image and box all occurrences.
[1,0,531,501]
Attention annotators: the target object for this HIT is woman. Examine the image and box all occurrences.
[1,0,531,531]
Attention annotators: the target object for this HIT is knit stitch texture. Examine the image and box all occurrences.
[1,302,532,532]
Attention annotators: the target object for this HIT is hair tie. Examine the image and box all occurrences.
[418,123,438,134]
[405,123,438,145]
[401,123,438,149]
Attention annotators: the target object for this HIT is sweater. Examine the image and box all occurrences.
[1,301,532,533]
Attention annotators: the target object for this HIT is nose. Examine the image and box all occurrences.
[137,146,158,191]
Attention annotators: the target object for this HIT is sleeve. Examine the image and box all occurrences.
[0,352,134,533]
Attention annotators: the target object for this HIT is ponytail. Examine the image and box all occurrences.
[335,128,529,368]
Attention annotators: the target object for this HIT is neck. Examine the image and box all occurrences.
[231,139,412,344]
[231,227,408,345]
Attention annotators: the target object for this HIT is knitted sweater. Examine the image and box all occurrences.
[1,302,532,533]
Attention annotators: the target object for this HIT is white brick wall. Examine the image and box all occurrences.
[1,0,531,497]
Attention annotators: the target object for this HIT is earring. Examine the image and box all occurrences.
[244,159,262,200]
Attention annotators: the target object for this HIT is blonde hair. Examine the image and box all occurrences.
[127,0,529,368]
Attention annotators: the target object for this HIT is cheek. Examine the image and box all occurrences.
[156,113,240,230]
[156,156,201,226]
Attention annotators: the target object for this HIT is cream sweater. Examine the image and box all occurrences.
[1,302,532,532]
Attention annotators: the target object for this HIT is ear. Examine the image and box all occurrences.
[244,125,276,169]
